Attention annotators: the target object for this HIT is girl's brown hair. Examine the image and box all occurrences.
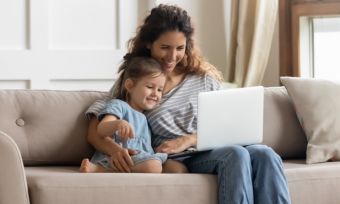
[111,57,164,101]
[120,4,223,82]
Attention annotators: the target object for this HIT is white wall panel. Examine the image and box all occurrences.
[118,0,138,49]
[0,80,29,89]
[0,0,137,90]
[48,0,117,50]
[0,0,27,50]
[0,51,48,78]
[0,1,243,89]
[46,50,124,79]
[29,0,48,50]
[49,79,114,91]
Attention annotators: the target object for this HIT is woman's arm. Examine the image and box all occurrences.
[155,133,197,154]
[87,116,136,172]
[87,117,117,156]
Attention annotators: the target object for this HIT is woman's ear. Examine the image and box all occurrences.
[124,78,134,92]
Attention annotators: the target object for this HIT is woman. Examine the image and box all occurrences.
[86,4,291,204]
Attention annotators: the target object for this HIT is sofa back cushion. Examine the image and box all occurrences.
[0,90,106,165]
[0,87,307,165]
[263,87,307,159]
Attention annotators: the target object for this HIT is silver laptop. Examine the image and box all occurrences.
[168,86,264,159]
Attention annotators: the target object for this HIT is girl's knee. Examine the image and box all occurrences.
[132,160,162,173]
[162,160,188,173]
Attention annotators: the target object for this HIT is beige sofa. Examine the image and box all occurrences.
[1,87,340,204]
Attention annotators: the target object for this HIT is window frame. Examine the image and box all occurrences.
[279,0,340,77]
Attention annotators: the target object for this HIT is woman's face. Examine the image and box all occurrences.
[148,31,187,74]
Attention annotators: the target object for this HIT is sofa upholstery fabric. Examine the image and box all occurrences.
[0,90,104,165]
[0,87,339,204]
[263,87,307,159]
[284,160,340,204]
[26,167,217,204]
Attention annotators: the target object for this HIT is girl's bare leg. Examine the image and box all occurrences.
[162,159,188,173]
[131,159,163,173]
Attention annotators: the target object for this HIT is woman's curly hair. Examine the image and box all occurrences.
[119,4,223,82]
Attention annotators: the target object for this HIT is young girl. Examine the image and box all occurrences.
[80,57,169,173]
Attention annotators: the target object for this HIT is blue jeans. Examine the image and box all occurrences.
[183,144,291,204]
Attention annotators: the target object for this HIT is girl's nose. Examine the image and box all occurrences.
[151,89,157,96]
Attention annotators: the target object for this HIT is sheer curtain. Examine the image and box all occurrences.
[223,0,278,87]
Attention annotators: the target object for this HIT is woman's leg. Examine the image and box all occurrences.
[183,145,253,204]
[245,145,291,204]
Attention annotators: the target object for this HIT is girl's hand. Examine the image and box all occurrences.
[109,146,139,173]
[98,116,134,141]
[155,134,197,154]
[115,120,134,141]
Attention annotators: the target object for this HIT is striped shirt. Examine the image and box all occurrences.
[145,74,221,147]
[85,73,221,148]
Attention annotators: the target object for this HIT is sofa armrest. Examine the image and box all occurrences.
[0,130,30,204]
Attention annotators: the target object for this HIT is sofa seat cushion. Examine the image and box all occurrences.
[284,160,340,204]
[25,167,217,204]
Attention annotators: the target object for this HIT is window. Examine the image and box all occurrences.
[311,17,340,80]
[279,0,340,79]
[300,16,340,80]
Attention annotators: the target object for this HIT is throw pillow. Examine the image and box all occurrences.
[280,77,340,164]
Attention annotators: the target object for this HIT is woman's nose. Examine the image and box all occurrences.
[167,49,177,61]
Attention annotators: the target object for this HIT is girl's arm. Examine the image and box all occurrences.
[97,115,134,140]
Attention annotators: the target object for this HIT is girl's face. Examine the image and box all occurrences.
[148,31,187,74]
[126,73,166,112]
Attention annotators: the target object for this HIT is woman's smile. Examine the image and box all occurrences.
[149,31,187,73]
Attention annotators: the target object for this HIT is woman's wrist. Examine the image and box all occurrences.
[182,134,197,148]
[103,137,122,155]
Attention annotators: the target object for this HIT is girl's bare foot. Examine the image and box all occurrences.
[80,158,113,173]
[80,158,96,173]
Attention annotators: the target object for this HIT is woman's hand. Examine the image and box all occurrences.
[155,134,197,154]
[109,145,139,173]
